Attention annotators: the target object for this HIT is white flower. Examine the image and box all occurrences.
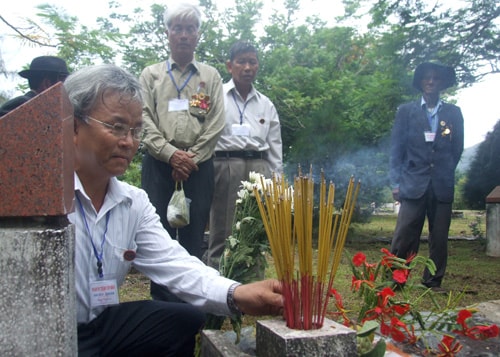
[248,171,260,183]
[227,236,239,248]
[242,180,254,192]
[235,221,241,231]
[237,188,248,199]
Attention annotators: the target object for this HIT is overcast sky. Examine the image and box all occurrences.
[1,0,499,148]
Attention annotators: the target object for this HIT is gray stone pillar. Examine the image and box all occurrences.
[0,83,76,355]
[486,186,500,257]
[256,318,357,357]
[0,225,76,356]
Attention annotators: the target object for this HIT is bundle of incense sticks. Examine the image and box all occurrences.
[254,167,360,330]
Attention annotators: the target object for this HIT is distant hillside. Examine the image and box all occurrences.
[457,143,480,173]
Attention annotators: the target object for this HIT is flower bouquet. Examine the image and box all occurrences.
[204,172,271,341]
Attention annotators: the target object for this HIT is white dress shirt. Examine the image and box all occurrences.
[70,174,235,324]
[215,79,283,172]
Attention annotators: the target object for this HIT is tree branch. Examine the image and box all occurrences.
[0,15,56,48]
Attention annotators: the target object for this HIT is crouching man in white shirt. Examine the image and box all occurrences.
[66,63,283,357]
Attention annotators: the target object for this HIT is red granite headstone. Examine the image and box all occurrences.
[0,82,74,217]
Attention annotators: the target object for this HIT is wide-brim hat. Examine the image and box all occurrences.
[412,62,456,92]
[18,56,69,79]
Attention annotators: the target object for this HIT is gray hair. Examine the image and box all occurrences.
[164,3,202,30]
[64,64,143,119]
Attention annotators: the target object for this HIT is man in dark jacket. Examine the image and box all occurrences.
[390,62,464,292]
[0,56,69,116]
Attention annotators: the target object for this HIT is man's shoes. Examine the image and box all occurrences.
[425,285,449,294]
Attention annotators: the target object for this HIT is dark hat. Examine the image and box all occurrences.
[412,62,456,92]
[18,56,69,79]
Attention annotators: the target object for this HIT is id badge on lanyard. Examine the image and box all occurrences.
[231,123,251,136]
[169,98,189,111]
[424,131,435,142]
[90,276,119,307]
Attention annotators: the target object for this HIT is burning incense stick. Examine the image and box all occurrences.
[254,167,360,330]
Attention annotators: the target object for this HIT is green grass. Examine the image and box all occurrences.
[349,210,486,241]
[120,211,495,328]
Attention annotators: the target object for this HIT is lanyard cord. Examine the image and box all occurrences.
[76,195,110,278]
[167,60,195,99]
[231,90,249,125]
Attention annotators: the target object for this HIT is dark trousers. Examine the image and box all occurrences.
[78,300,205,356]
[141,152,214,259]
[391,185,452,287]
[208,157,271,269]
[142,153,214,301]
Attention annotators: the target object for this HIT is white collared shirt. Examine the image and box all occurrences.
[421,97,442,133]
[70,173,235,323]
[216,79,283,172]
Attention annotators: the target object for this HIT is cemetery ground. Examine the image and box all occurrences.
[119,210,499,355]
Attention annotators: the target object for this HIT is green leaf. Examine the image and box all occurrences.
[357,320,379,337]
[360,339,386,357]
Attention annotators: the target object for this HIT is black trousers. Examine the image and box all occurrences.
[391,185,452,287]
[142,153,214,302]
[78,300,205,356]
[141,152,214,259]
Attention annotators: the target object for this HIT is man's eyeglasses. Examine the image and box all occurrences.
[85,116,143,141]
[170,25,198,36]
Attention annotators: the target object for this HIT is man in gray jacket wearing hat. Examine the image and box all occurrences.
[0,56,69,116]
[389,62,464,292]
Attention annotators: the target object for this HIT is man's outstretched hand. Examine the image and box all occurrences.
[233,279,284,316]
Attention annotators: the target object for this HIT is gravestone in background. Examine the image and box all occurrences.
[486,186,500,257]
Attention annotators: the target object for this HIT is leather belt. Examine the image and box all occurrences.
[215,151,264,159]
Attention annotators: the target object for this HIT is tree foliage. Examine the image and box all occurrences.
[2,0,499,207]
[463,120,500,209]
[358,0,500,85]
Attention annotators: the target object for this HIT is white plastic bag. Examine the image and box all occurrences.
[167,181,191,228]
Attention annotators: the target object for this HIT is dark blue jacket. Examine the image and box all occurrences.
[390,99,464,203]
[0,91,37,117]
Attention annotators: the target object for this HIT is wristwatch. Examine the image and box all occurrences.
[227,282,242,315]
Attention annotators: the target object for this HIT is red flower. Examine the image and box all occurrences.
[362,306,383,322]
[380,319,391,336]
[456,309,472,328]
[392,303,411,316]
[437,335,463,356]
[482,324,499,338]
[405,252,416,264]
[389,317,408,342]
[387,317,417,344]
[405,323,418,345]
[464,324,500,340]
[392,269,409,284]
[352,252,366,266]
[454,309,499,340]
[351,276,374,291]
[380,248,396,268]
[362,287,400,324]
[329,289,351,327]
[378,287,395,306]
